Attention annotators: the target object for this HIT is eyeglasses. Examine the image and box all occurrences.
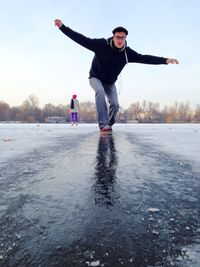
[114,35,126,40]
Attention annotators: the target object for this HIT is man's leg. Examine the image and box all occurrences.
[89,78,109,128]
[105,83,119,126]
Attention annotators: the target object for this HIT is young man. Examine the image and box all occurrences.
[54,19,179,134]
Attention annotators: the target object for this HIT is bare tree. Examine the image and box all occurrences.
[0,101,10,121]
[10,106,22,122]
[166,102,179,123]
[79,101,96,122]
[194,105,200,122]
[21,95,39,111]
[56,104,68,117]
[178,101,191,122]
[20,95,41,122]
[0,97,199,124]
[129,102,141,121]
[43,103,56,116]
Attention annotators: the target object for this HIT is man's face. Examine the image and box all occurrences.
[113,32,127,49]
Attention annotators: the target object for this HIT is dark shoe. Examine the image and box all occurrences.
[100,125,112,135]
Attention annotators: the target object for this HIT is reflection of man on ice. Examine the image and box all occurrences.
[69,94,80,126]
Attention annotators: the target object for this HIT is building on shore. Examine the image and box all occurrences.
[45,117,67,123]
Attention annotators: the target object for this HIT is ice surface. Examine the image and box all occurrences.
[1,123,200,164]
[117,123,200,165]
[1,123,200,266]
[0,123,98,163]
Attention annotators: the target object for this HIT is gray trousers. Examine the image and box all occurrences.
[89,77,119,128]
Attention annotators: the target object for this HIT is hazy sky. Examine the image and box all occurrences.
[0,0,199,108]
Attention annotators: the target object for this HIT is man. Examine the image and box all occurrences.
[54,19,179,134]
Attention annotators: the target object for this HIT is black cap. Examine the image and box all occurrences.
[112,26,128,35]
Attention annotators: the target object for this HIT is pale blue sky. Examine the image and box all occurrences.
[0,0,199,108]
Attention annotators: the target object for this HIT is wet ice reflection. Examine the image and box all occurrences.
[92,135,119,207]
[1,124,200,266]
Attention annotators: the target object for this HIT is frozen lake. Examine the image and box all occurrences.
[0,123,200,266]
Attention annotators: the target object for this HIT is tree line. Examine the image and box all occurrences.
[0,95,200,123]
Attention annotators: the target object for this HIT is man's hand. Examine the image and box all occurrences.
[166,58,179,64]
[54,19,63,28]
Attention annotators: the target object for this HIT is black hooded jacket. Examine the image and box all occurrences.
[59,24,167,84]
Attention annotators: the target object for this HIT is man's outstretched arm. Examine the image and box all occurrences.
[54,19,98,52]
[127,48,179,65]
